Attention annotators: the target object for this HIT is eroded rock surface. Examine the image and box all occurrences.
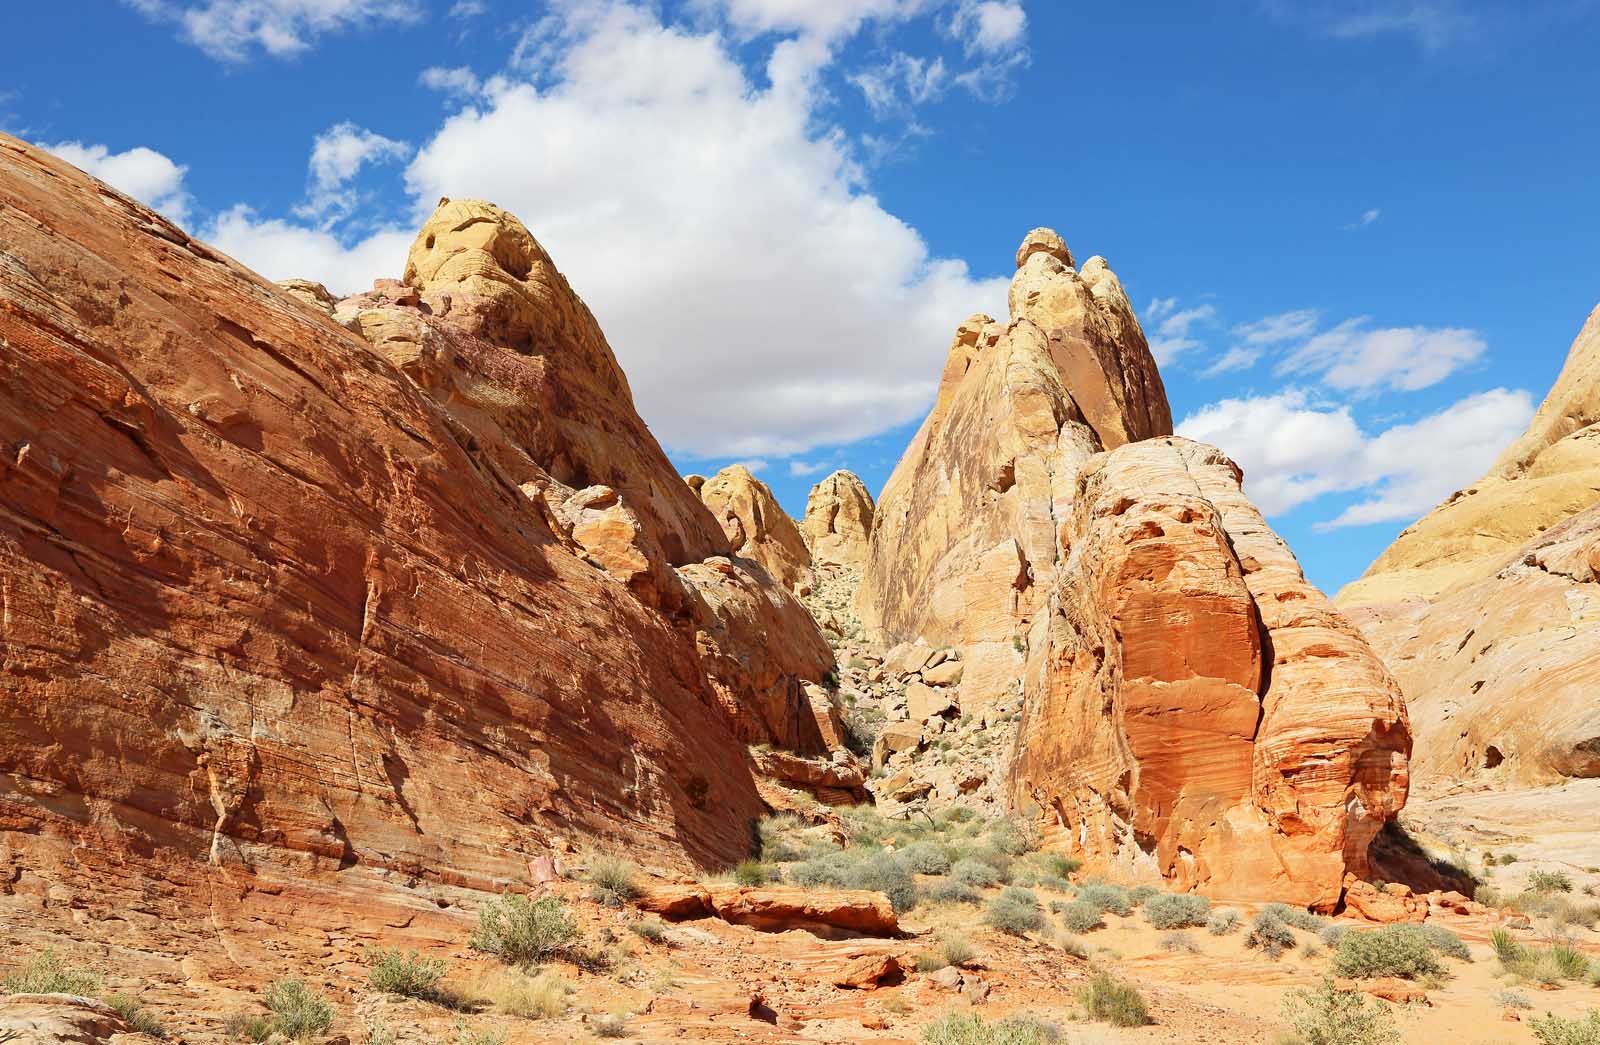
[1009,438,1411,909]
[696,464,814,592]
[801,470,875,569]
[856,230,1170,707]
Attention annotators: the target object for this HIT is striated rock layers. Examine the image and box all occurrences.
[801,470,875,569]
[856,228,1171,707]
[695,464,814,592]
[1010,438,1412,909]
[0,129,835,947]
[1340,305,1600,783]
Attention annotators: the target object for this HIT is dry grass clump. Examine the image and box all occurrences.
[1161,931,1200,954]
[469,894,579,968]
[1143,892,1211,929]
[1207,908,1242,935]
[585,850,642,907]
[1493,928,1593,985]
[1078,971,1148,1027]
[1278,976,1398,1045]
[1,950,102,996]
[921,1012,1063,1044]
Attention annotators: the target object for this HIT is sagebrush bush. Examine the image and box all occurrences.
[733,859,767,886]
[1320,923,1352,948]
[1497,990,1534,1010]
[1207,908,1241,936]
[1280,976,1398,1045]
[920,1012,1062,1045]
[1057,900,1105,934]
[1245,909,1297,958]
[900,841,953,875]
[0,950,101,996]
[951,858,1002,889]
[925,877,981,905]
[592,1014,630,1038]
[586,851,642,907]
[849,850,920,912]
[1078,971,1148,1027]
[1331,927,1444,980]
[469,894,578,967]
[1129,885,1159,907]
[1161,931,1200,954]
[366,946,447,1000]
[1074,883,1133,917]
[263,979,333,1041]
[939,933,976,967]
[985,890,1045,937]
[987,817,1040,856]
[1529,870,1574,894]
[629,919,666,943]
[1261,902,1327,933]
[1530,1009,1600,1045]
[1143,892,1211,929]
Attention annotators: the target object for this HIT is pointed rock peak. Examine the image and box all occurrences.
[803,471,874,569]
[1015,227,1073,270]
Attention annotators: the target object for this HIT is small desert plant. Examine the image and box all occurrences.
[454,1020,506,1045]
[105,993,167,1038]
[985,888,1045,936]
[849,850,920,912]
[469,894,579,967]
[1330,927,1444,980]
[586,851,642,907]
[987,817,1040,856]
[1161,931,1200,954]
[263,978,334,1041]
[223,1013,275,1042]
[1057,934,1089,959]
[1074,883,1133,917]
[1143,892,1211,929]
[0,950,101,996]
[1529,870,1574,894]
[951,858,1002,889]
[1530,1010,1600,1045]
[939,933,976,967]
[921,1011,1062,1044]
[629,918,667,943]
[1492,927,1526,965]
[1129,884,1160,907]
[1416,924,1471,961]
[1078,971,1148,1027]
[1207,908,1242,935]
[925,878,981,905]
[1320,923,1352,948]
[1057,900,1105,934]
[914,952,948,973]
[477,970,570,1019]
[364,1018,397,1045]
[1497,990,1534,1010]
[900,841,954,875]
[366,946,447,999]
[1262,903,1328,933]
[1279,976,1399,1045]
[1246,908,1298,958]
[592,1014,631,1038]
[733,859,768,886]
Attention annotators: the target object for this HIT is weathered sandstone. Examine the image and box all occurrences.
[800,470,875,568]
[1009,437,1411,909]
[696,464,814,591]
[856,229,1170,707]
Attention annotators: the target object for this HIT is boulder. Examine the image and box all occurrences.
[637,884,715,920]
[923,660,964,687]
[695,465,815,592]
[0,994,130,1045]
[906,683,955,722]
[831,953,903,989]
[1008,438,1411,909]
[1334,978,1429,1005]
[801,470,876,569]
[706,886,899,937]
[1342,877,1426,924]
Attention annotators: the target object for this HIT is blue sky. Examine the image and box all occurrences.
[6,0,1598,593]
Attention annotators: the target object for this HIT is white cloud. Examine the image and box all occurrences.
[296,122,410,223]
[727,458,770,474]
[709,0,918,41]
[44,141,192,224]
[127,0,423,61]
[788,459,829,477]
[948,0,1027,54]
[1326,4,1476,51]
[419,65,482,97]
[1200,345,1261,377]
[447,0,485,16]
[1177,387,1534,525]
[851,52,947,116]
[213,1,1009,459]
[1233,308,1319,345]
[1277,318,1485,392]
[1145,296,1178,321]
[1146,303,1216,366]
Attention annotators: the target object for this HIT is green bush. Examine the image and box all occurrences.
[1074,883,1132,917]
[985,890,1045,937]
[1280,976,1399,1045]
[1040,854,1081,878]
[0,950,101,996]
[1531,1010,1600,1045]
[950,858,1002,889]
[586,851,641,907]
[1245,909,1297,958]
[921,1012,1062,1045]
[733,859,768,886]
[1492,927,1525,966]
[1262,902,1327,933]
[1057,900,1105,934]
[1529,870,1574,894]
[987,817,1039,856]
[263,979,334,1041]
[1129,884,1160,907]
[1207,908,1241,936]
[1143,892,1211,929]
[366,946,447,999]
[1331,927,1444,980]
[848,850,919,912]
[469,894,579,967]
[1417,924,1471,961]
[1320,923,1352,948]
[925,878,980,905]
[106,994,167,1039]
[900,841,953,875]
[1078,971,1148,1027]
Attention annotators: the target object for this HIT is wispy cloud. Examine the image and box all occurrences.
[125,0,423,62]
[1144,302,1217,366]
[1276,318,1486,392]
[1344,207,1381,230]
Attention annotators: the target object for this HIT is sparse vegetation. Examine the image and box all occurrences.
[1143,892,1211,929]
[1246,908,1299,958]
[921,1012,1062,1045]
[985,886,1046,936]
[0,950,102,996]
[223,1013,275,1042]
[1320,923,1352,949]
[366,946,447,999]
[106,993,167,1039]
[939,933,976,968]
[1056,900,1105,934]
[586,851,642,907]
[1279,976,1399,1045]
[1078,971,1148,1027]
[1261,903,1328,933]
[262,978,334,1041]
[950,858,1002,889]
[1129,884,1160,907]
[1530,1010,1600,1045]
[1497,990,1534,1010]
[1492,929,1593,984]
[1330,927,1445,980]
[629,918,667,943]
[455,1019,506,1045]
[733,859,768,886]
[474,969,571,1020]
[1161,931,1200,953]
[1207,908,1242,935]
[926,877,981,905]
[901,841,954,875]
[1529,870,1575,894]
[1074,882,1133,917]
[592,1014,631,1038]
[469,894,580,967]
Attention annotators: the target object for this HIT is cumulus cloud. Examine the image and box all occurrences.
[212,0,1009,459]
[44,141,192,223]
[419,65,482,98]
[295,122,410,223]
[1277,318,1486,392]
[126,0,423,61]
[948,0,1027,54]
[1177,387,1533,525]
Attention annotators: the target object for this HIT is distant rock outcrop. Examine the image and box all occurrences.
[1341,304,1600,783]
[801,470,875,568]
[856,229,1170,707]
[0,133,834,952]
[1010,438,1412,909]
[695,464,815,592]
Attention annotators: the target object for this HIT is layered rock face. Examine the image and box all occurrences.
[0,131,833,939]
[1340,305,1600,783]
[801,470,875,568]
[1010,438,1412,908]
[856,229,1171,707]
[695,464,814,592]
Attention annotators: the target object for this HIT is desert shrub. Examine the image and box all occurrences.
[106,994,167,1038]
[921,1011,1062,1045]
[1493,929,1590,984]
[938,806,978,826]
[263,979,333,1041]
[1262,903,1327,933]
[1161,931,1200,954]
[478,970,570,1020]
[364,1017,397,1045]
[1030,874,1070,892]
[1057,900,1105,934]
[1497,990,1534,1010]
[1417,924,1471,961]
[1492,928,1526,966]
[629,919,666,943]
[469,894,578,968]
[1529,870,1574,893]
[454,1022,505,1045]
[1320,923,1352,948]
[1531,1010,1600,1045]
[1129,885,1160,907]
[848,850,919,912]
[586,851,642,907]
[925,878,981,905]
[951,858,1002,889]
[1279,976,1399,1045]
[1074,883,1133,917]
[1547,942,1593,979]
[592,1014,631,1038]
[967,846,1016,880]
[985,889,1045,937]
[1078,971,1148,1027]
[1245,909,1298,958]
[1057,934,1089,959]
[914,952,948,972]
[934,933,975,968]
[790,850,853,888]
[366,946,447,999]
[756,814,805,862]
[1207,908,1242,936]
[842,706,883,757]
[901,841,954,876]
[987,817,1040,856]
[0,950,101,996]
[1143,892,1211,929]
[733,859,768,886]
[1331,927,1444,980]
[223,1014,275,1042]
[1040,854,1081,878]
